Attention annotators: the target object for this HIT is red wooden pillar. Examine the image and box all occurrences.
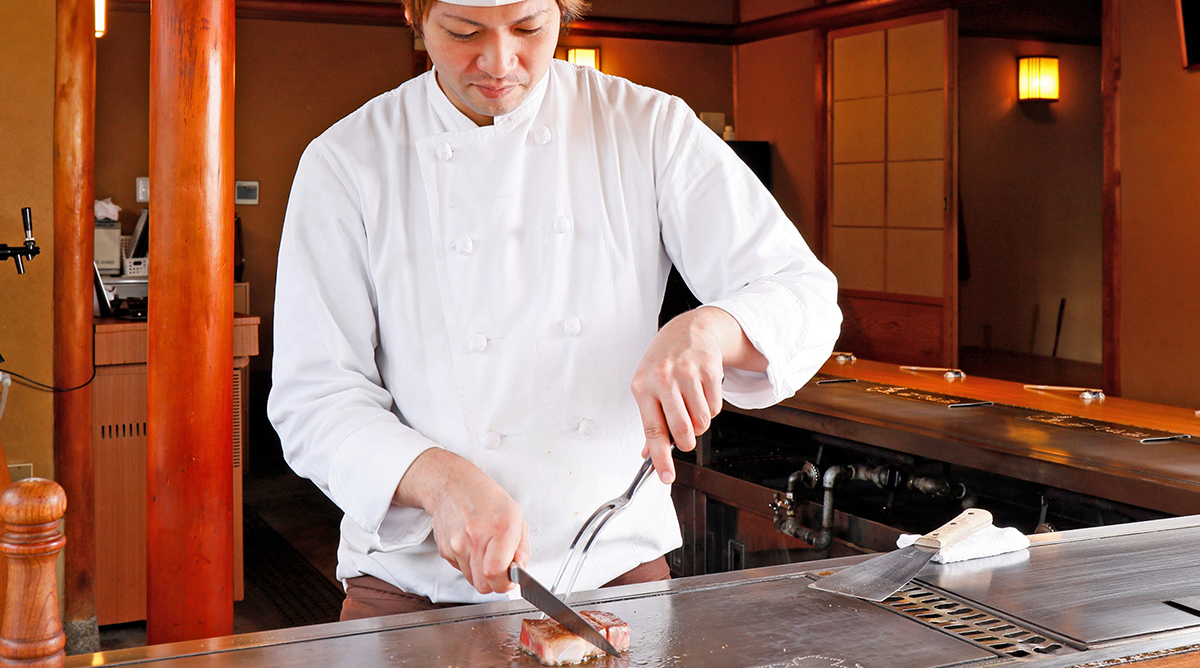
[52,0,98,652]
[146,0,235,644]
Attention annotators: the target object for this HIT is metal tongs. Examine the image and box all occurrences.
[550,453,660,599]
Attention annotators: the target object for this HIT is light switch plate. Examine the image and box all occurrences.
[235,180,259,205]
[136,176,150,203]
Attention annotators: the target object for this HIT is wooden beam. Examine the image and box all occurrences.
[1101,0,1121,396]
[733,0,989,43]
[146,0,236,644]
[110,0,998,44]
[111,0,407,25]
[569,17,734,44]
[53,0,99,653]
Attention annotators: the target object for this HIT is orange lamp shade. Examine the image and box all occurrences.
[567,47,600,70]
[95,0,106,37]
[1018,56,1058,101]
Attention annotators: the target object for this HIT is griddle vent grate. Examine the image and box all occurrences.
[882,584,1065,659]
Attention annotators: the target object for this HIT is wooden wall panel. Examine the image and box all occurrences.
[836,291,945,366]
[737,31,821,243]
[0,0,55,491]
[93,364,148,625]
[1117,0,1200,410]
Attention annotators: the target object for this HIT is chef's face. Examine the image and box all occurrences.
[422,0,561,126]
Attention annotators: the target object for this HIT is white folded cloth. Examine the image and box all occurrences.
[94,197,121,221]
[897,525,1030,564]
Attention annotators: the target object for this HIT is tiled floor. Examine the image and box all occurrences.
[242,467,343,587]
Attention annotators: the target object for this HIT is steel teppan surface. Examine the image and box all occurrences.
[73,565,997,668]
[69,517,1200,668]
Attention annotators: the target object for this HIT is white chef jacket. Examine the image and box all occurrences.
[269,60,842,604]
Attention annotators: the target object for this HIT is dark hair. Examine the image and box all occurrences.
[403,0,591,37]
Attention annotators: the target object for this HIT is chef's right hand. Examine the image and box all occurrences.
[393,448,531,595]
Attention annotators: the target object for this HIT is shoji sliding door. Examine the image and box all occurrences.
[826,11,958,367]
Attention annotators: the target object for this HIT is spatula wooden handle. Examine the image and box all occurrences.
[915,508,993,549]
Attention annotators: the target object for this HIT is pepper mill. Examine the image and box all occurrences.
[0,478,66,668]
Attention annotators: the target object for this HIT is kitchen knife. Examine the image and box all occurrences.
[509,563,620,657]
[808,508,993,601]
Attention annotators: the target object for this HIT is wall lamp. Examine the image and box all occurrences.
[95,0,106,37]
[1018,56,1058,101]
[566,48,600,70]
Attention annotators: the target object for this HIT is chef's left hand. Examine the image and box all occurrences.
[631,306,767,484]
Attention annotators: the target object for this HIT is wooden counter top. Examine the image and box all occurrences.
[94,314,260,366]
[726,357,1200,516]
[807,358,1200,436]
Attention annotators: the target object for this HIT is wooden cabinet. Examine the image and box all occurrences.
[93,314,259,625]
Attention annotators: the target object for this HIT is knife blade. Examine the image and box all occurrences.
[808,508,993,601]
[509,563,620,657]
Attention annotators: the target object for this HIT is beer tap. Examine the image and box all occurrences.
[0,208,40,274]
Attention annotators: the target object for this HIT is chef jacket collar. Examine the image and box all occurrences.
[425,64,551,133]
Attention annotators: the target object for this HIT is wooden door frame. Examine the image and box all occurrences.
[942,9,959,367]
[1101,0,1121,396]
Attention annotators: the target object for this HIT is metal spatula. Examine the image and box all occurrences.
[808,508,993,601]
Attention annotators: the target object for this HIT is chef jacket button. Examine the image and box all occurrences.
[469,334,488,352]
[535,126,552,145]
[553,216,573,234]
[578,418,595,436]
[452,236,473,255]
[484,430,502,449]
[563,316,581,336]
[437,142,454,161]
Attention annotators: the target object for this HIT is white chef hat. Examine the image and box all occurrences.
[439,0,525,5]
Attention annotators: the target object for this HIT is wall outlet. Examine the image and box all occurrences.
[8,463,32,482]
[136,176,150,203]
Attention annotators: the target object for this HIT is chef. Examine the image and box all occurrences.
[268,0,842,620]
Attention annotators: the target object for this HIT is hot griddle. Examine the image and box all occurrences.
[71,517,1200,668]
[922,519,1200,645]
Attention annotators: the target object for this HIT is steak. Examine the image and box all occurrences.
[519,610,630,665]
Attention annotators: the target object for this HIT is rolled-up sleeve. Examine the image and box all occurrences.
[654,98,842,409]
[268,141,437,549]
